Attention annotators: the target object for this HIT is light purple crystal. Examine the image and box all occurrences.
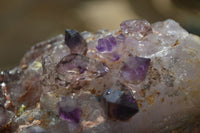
[121,56,150,84]
[120,19,152,40]
[96,35,117,52]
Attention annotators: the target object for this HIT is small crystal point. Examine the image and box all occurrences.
[65,29,87,55]
[120,19,152,40]
[103,88,139,121]
[96,35,117,52]
[121,56,150,84]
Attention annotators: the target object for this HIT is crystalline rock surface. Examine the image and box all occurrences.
[0,19,200,133]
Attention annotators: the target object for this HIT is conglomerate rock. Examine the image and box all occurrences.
[0,19,200,133]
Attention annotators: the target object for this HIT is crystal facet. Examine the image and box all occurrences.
[120,19,152,40]
[96,35,117,52]
[121,56,151,84]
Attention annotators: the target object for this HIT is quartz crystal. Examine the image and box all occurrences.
[65,29,87,55]
[120,19,152,40]
[103,83,139,121]
[120,56,151,84]
[0,19,200,133]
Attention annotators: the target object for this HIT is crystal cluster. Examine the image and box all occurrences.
[0,19,200,133]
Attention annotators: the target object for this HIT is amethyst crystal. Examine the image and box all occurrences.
[65,29,87,55]
[96,35,117,52]
[121,56,150,84]
[57,97,82,123]
[56,54,109,83]
[103,88,139,121]
[120,19,152,40]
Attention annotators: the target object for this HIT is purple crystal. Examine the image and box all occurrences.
[96,35,117,52]
[121,56,150,84]
[56,54,109,82]
[120,19,152,40]
[103,88,139,121]
[58,97,82,123]
[65,29,87,55]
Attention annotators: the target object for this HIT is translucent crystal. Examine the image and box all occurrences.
[96,35,117,52]
[103,84,139,121]
[120,56,151,84]
[56,54,109,83]
[120,19,152,40]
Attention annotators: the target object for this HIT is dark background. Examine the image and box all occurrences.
[0,0,200,69]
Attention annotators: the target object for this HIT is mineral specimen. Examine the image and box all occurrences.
[0,19,200,133]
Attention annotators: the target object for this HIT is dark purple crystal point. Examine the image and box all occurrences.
[65,29,87,55]
[58,97,82,123]
[56,54,109,82]
[121,56,150,84]
[103,88,139,121]
[120,19,152,40]
[96,35,117,52]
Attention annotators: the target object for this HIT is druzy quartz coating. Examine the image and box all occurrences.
[1,19,200,133]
